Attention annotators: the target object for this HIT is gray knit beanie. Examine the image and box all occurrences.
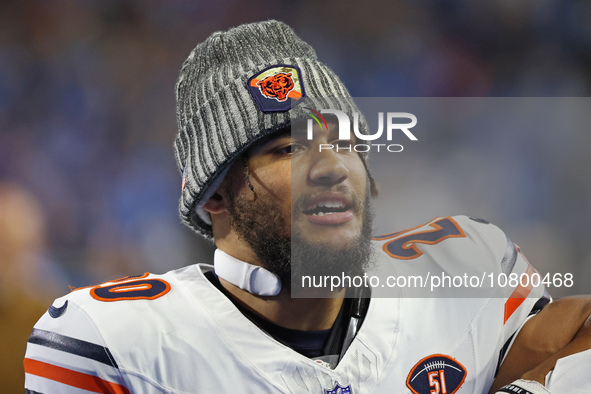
[174,20,367,238]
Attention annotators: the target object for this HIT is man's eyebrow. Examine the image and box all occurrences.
[289,121,338,139]
[290,127,308,139]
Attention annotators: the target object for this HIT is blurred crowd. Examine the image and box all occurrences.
[1,0,590,391]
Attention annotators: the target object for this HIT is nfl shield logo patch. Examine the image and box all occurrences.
[324,383,352,394]
[247,64,305,112]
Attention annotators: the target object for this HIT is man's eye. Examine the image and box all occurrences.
[273,144,302,155]
[334,140,353,150]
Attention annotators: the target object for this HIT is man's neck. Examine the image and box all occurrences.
[218,276,345,331]
[212,238,346,331]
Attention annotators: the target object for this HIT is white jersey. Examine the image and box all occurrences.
[24,216,549,393]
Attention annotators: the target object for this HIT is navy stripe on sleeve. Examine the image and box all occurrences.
[493,331,515,377]
[27,328,118,368]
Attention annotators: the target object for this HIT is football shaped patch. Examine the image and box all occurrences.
[247,65,305,112]
[406,354,467,394]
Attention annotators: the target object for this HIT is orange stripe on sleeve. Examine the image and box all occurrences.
[503,263,536,324]
[24,358,130,394]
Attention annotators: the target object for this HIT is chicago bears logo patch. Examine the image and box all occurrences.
[406,354,467,394]
[247,65,305,112]
[324,383,351,394]
[258,72,294,101]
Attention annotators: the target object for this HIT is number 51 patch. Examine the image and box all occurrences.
[406,354,467,394]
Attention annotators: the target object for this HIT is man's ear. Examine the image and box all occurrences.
[203,192,227,215]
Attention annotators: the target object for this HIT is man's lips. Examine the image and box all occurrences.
[301,193,354,225]
[302,193,351,212]
[305,210,354,225]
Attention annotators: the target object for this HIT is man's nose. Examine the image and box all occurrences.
[308,150,350,186]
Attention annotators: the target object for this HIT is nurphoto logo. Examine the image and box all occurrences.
[305,108,418,153]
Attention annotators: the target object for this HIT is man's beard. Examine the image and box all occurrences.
[225,183,374,294]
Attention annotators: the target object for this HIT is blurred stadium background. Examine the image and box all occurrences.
[1,0,590,390]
